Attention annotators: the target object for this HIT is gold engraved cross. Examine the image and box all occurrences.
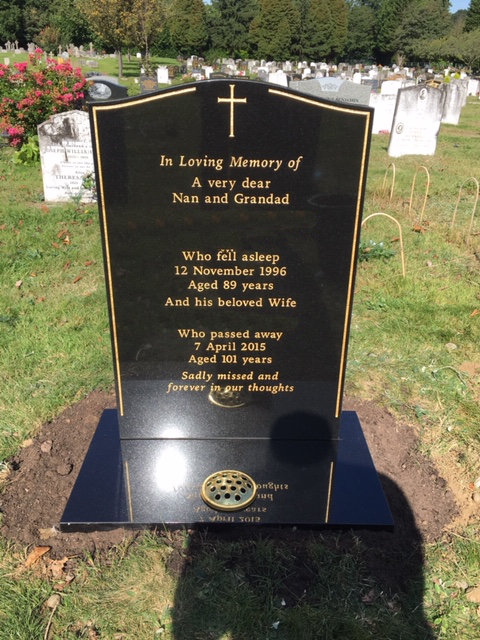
[217,84,247,138]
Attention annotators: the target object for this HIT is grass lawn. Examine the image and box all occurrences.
[0,88,479,638]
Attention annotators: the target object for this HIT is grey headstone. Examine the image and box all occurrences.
[289,79,370,106]
[317,77,344,92]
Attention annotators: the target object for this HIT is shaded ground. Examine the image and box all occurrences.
[0,390,457,563]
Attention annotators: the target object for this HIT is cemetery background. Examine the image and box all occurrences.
[0,92,479,637]
[0,1,480,638]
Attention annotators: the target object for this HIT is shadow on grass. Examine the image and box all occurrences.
[170,475,435,640]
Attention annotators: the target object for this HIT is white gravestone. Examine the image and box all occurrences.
[268,70,288,87]
[369,93,397,134]
[156,66,170,84]
[38,111,95,203]
[460,79,469,106]
[468,79,479,96]
[388,85,445,157]
[380,80,402,96]
[442,82,464,125]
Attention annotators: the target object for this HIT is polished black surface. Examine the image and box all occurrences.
[81,81,383,527]
[90,81,372,443]
[86,78,128,102]
[60,410,392,529]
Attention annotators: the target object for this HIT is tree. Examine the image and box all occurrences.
[376,0,410,61]
[465,0,480,31]
[208,0,258,58]
[23,0,51,42]
[345,2,377,61]
[36,25,61,51]
[392,0,450,64]
[169,0,208,56]
[0,0,23,43]
[425,27,480,71]
[330,0,348,58]
[49,0,94,47]
[76,0,135,76]
[298,0,333,60]
[131,0,164,65]
[250,0,300,60]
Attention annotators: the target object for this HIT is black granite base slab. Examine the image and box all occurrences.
[60,410,393,531]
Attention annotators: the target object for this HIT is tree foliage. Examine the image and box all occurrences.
[169,0,207,56]
[131,0,164,62]
[208,0,258,58]
[330,0,348,57]
[345,3,377,61]
[250,0,300,60]
[0,0,23,43]
[23,0,51,42]
[376,0,410,60]
[298,0,333,60]
[76,0,135,76]
[0,0,478,71]
[392,0,450,62]
[50,0,93,48]
[465,0,480,31]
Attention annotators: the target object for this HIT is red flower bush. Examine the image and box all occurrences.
[0,49,87,147]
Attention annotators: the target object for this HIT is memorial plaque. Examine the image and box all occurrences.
[38,110,95,203]
[62,80,392,528]
[388,85,445,157]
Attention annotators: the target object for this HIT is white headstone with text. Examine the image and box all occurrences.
[38,110,95,202]
[388,85,445,157]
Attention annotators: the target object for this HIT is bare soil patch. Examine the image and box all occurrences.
[0,391,458,561]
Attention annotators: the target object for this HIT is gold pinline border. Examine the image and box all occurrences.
[124,460,134,522]
[325,461,335,523]
[268,88,371,418]
[91,86,197,113]
[336,110,371,417]
[91,87,197,416]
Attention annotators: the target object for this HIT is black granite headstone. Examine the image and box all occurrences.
[85,76,128,102]
[61,80,392,528]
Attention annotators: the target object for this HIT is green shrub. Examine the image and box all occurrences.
[0,48,87,147]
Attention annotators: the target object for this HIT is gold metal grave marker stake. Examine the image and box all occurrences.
[362,212,406,278]
[408,165,430,223]
[451,177,479,237]
[382,162,396,203]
